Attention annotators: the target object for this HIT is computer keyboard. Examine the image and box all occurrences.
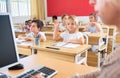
[15,65,57,78]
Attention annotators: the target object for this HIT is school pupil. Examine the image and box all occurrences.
[52,15,59,25]
[83,13,103,33]
[24,20,32,33]
[18,20,46,42]
[58,14,68,32]
[53,15,84,44]
[84,13,104,52]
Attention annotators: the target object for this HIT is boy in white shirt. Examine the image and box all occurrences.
[18,20,46,42]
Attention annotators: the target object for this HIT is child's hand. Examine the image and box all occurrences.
[89,22,96,26]
[54,23,59,28]
[24,37,32,41]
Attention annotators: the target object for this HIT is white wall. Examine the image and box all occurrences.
[45,16,101,24]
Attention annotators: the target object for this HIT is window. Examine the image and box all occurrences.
[10,0,30,17]
[0,0,7,13]
[0,0,30,17]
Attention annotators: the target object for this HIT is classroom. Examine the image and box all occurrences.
[0,0,120,78]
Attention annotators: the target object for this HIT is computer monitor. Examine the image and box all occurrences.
[0,13,20,70]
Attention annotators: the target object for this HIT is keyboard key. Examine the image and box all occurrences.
[16,73,27,78]
[38,67,55,75]
[31,71,40,76]
[26,69,35,74]
[24,75,32,78]
[16,66,57,78]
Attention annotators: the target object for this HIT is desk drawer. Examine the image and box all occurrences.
[38,51,75,63]
[18,47,32,55]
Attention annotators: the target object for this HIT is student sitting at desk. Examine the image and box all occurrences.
[52,15,59,25]
[18,20,46,42]
[24,19,32,33]
[58,14,68,32]
[83,13,103,33]
[83,13,104,52]
[53,15,84,44]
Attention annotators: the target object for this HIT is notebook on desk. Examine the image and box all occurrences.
[15,65,57,78]
[52,42,80,48]
[16,38,33,46]
[16,38,26,44]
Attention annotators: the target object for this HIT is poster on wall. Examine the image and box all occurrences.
[47,0,94,16]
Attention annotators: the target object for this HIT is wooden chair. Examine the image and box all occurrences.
[108,26,117,53]
[88,29,109,67]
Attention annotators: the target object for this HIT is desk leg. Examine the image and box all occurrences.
[32,49,38,54]
[75,51,88,64]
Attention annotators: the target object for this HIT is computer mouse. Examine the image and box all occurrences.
[8,64,24,70]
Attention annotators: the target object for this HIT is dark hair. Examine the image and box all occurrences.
[52,15,57,20]
[25,20,32,25]
[89,13,98,21]
[61,14,68,20]
[32,20,43,31]
[25,20,28,25]
[28,20,32,22]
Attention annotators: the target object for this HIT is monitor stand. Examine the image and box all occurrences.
[8,63,24,70]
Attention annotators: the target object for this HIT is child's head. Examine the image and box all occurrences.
[89,0,120,26]
[52,15,57,22]
[30,20,43,33]
[27,20,32,26]
[89,13,98,22]
[61,14,68,25]
[25,20,32,26]
[66,15,79,33]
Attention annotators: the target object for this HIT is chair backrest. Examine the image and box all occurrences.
[88,36,100,45]
[102,25,109,35]
[102,25,109,52]
[108,26,116,37]
[82,33,88,45]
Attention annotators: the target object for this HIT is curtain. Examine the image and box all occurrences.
[30,0,45,20]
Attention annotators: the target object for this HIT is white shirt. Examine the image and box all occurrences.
[60,31,84,41]
[27,32,46,41]
[59,23,66,31]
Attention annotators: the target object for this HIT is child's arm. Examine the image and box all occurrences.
[40,33,46,42]
[83,23,89,32]
[18,34,26,40]
[95,23,103,33]
[83,26,88,32]
[63,36,84,44]
[18,34,32,41]
[53,24,62,41]
[25,36,33,41]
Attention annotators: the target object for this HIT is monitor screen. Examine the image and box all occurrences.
[0,13,19,69]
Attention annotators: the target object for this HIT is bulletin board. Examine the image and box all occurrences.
[47,0,94,16]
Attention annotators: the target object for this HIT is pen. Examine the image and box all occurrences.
[46,47,60,50]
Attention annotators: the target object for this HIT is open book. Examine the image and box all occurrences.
[52,42,80,48]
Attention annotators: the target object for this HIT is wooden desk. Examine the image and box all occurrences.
[1,54,96,78]
[31,40,91,64]
[15,32,26,38]
[17,42,33,55]
[42,26,53,32]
